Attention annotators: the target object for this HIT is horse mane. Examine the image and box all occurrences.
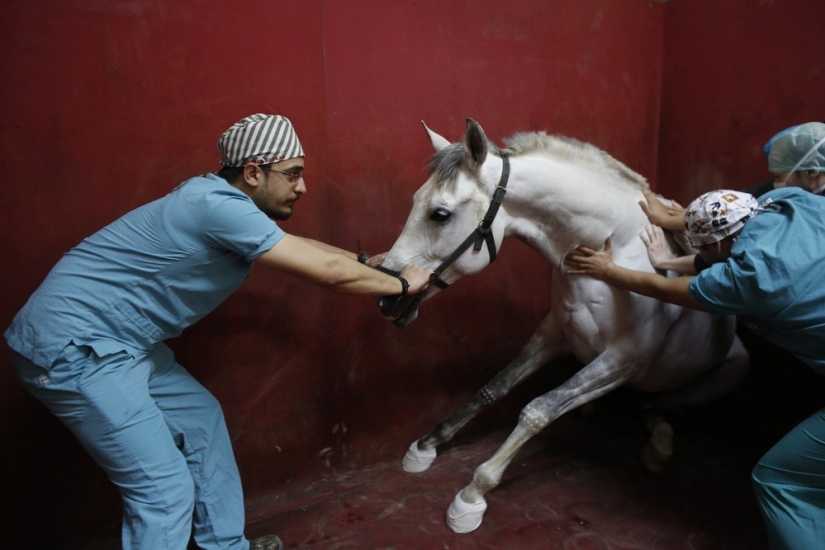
[427,131,647,190]
[503,131,648,188]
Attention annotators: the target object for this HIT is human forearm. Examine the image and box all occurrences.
[294,253,406,295]
[257,235,430,296]
[296,236,357,260]
[600,263,702,310]
[564,239,704,311]
[652,255,698,275]
[297,236,387,268]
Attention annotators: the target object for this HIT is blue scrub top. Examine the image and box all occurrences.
[6,173,285,368]
[688,187,825,374]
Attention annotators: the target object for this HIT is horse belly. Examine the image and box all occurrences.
[626,311,737,392]
[553,279,737,393]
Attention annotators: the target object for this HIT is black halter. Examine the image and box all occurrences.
[375,154,510,323]
[377,154,510,294]
[428,154,510,288]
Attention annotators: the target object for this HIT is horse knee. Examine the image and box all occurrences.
[518,404,550,436]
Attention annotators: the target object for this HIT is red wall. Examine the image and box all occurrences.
[6,0,820,546]
[658,0,825,203]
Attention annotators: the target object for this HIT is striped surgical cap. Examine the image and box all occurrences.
[218,114,304,167]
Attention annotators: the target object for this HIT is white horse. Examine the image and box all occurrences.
[376,119,749,534]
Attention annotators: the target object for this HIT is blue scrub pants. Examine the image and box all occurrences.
[752,407,825,549]
[10,343,249,550]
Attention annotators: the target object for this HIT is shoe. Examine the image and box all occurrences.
[250,534,283,550]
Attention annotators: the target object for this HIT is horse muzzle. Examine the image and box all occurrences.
[373,264,425,326]
[376,293,423,327]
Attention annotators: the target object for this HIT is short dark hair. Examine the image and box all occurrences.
[217,165,245,184]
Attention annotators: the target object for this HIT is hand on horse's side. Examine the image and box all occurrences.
[400,263,433,295]
[564,238,616,279]
[639,188,685,232]
[640,225,677,270]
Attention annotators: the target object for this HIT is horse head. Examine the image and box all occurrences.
[377,119,509,326]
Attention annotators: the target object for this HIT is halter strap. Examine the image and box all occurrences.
[376,155,511,291]
[428,154,510,288]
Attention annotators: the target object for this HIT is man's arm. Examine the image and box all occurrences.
[564,238,705,311]
[296,236,356,258]
[256,234,430,296]
[297,236,388,268]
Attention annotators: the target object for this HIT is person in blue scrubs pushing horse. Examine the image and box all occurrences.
[5,114,432,550]
[565,121,825,550]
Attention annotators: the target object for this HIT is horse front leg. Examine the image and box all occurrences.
[446,347,637,533]
[403,312,571,473]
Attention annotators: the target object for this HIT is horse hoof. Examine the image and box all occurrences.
[446,493,487,533]
[402,440,437,473]
[641,421,674,473]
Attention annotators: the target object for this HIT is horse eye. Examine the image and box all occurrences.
[429,208,451,222]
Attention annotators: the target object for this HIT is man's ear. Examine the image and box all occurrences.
[805,170,824,182]
[808,171,825,193]
[720,237,737,254]
[243,164,261,187]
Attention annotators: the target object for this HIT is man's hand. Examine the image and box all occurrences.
[639,225,677,270]
[564,236,702,310]
[365,252,387,269]
[639,188,685,232]
[564,238,616,279]
[399,264,432,295]
[360,251,431,295]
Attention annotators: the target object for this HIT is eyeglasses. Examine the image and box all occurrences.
[260,165,304,184]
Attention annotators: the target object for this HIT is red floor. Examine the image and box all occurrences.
[53,333,825,550]
[80,392,770,550]
[239,398,767,550]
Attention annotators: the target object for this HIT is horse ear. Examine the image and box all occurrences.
[463,118,488,169]
[421,121,450,152]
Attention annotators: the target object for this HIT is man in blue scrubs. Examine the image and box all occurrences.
[5,114,432,550]
[565,131,825,548]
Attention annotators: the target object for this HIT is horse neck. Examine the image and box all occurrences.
[496,155,647,268]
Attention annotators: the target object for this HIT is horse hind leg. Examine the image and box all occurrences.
[403,312,570,473]
[641,335,749,473]
[447,347,634,533]
[639,414,674,473]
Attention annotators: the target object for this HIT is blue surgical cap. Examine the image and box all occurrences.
[767,122,825,174]
[762,125,796,161]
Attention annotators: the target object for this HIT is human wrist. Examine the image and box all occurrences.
[602,261,617,280]
[397,276,409,297]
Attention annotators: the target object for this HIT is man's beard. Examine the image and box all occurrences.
[269,205,294,221]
